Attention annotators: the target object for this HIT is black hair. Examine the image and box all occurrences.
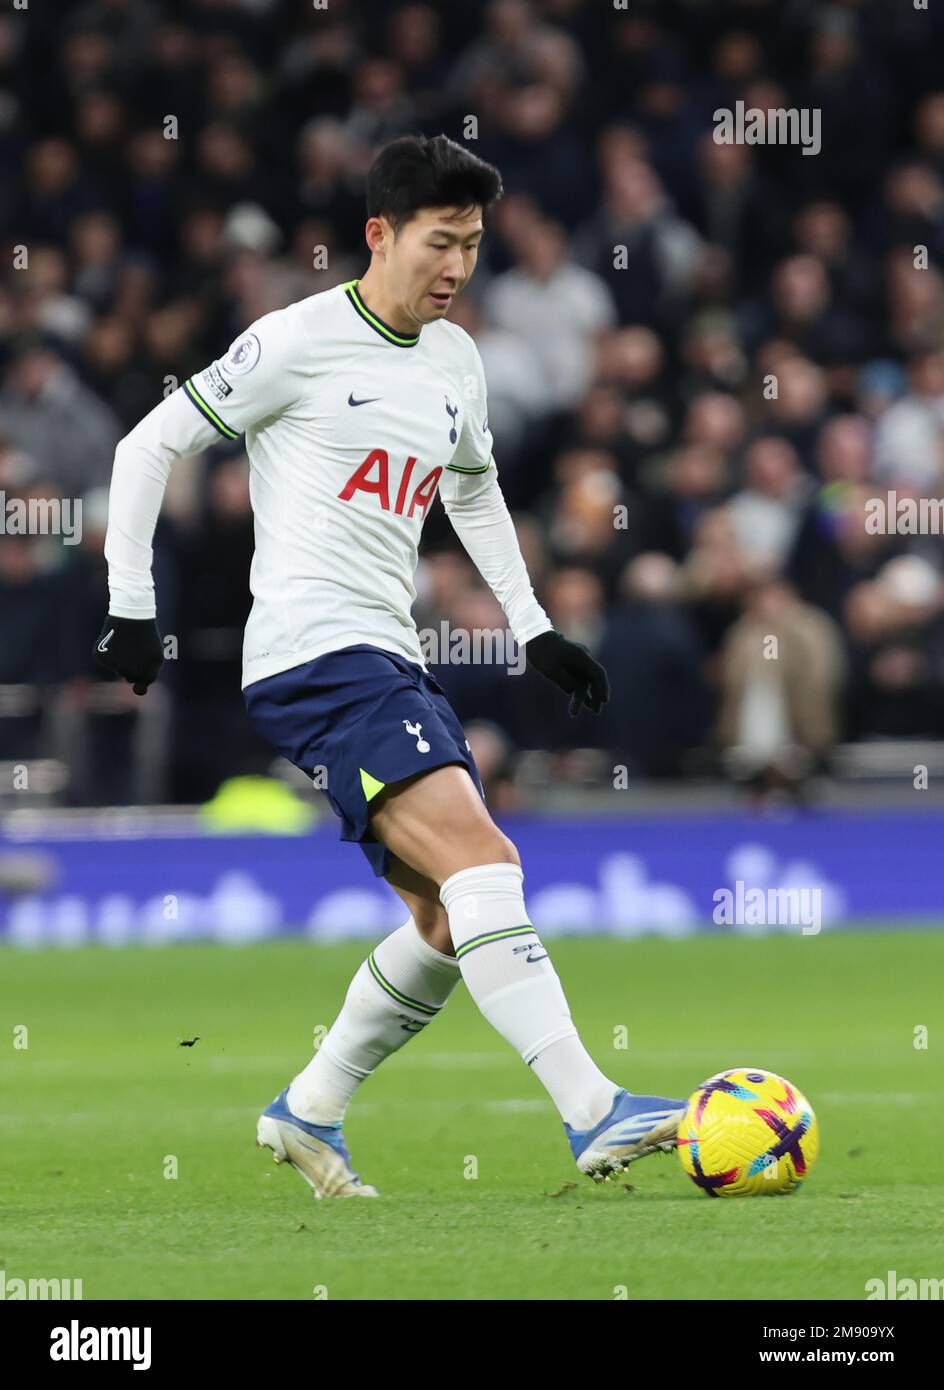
[366,134,504,235]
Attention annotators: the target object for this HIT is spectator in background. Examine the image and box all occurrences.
[386,5,448,119]
[717,575,846,801]
[445,0,551,104]
[73,89,129,212]
[878,162,944,270]
[19,244,91,345]
[0,532,71,687]
[489,83,592,230]
[788,417,894,627]
[647,441,731,562]
[678,504,750,656]
[598,552,711,777]
[816,413,873,484]
[882,248,944,359]
[758,253,871,366]
[343,56,418,151]
[120,129,181,262]
[0,337,121,495]
[14,139,96,247]
[80,314,162,434]
[573,152,701,335]
[796,11,891,208]
[556,382,639,488]
[593,325,675,464]
[756,352,830,468]
[728,436,809,572]
[844,555,944,739]
[689,135,777,296]
[69,211,124,319]
[294,118,369,256]
[484,210,617,412]
[682,392,747,492]
[874,351,944,492]
[791,199,878,324]
[680,310,749,396]
[189,122,270,222]
[0,518,74,765]
[855,358,906,423]
[464,718,521,813]
[545,462,636,599]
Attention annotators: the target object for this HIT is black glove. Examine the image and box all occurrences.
[94,615,164,695]
[525,629,610,716]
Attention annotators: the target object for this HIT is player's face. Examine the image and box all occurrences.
[392,205,484,324]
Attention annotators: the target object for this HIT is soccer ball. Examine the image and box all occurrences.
[677,1067,819,1196]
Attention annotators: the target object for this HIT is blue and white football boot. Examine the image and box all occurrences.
[566,1089,688,1182]
[256,1088,378,1199]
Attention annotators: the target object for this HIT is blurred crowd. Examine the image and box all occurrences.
[3,0,944,807]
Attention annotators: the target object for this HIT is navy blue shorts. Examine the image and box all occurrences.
[243,644,485,877]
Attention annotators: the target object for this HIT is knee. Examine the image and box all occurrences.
[432,828,521,886]
[467,829,520,870]
[494,833,521,868]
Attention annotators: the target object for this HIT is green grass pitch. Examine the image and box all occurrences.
[2,930,941,1300]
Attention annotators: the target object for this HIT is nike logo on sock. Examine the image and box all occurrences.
[512,942,548,963]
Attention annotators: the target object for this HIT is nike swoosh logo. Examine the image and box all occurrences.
[348,393,381,407]
[97,630,114,653]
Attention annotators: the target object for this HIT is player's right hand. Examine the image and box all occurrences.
[94,615,165,696]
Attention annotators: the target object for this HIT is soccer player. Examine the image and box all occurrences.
[96,134,687,1198]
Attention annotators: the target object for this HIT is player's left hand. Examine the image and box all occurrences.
[524,629,610,716]
[94,614,165,696]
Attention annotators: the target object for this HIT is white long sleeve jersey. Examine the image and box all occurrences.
[105,279,552,689]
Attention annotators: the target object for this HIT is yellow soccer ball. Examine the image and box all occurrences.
[677,1067,819,1196]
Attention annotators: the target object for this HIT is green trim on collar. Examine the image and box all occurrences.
[343,280,420,347]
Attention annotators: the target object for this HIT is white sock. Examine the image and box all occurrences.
[287,917,461,1125]
[439,863,620,1131]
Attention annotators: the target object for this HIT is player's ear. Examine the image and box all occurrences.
[364,216,387,257]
